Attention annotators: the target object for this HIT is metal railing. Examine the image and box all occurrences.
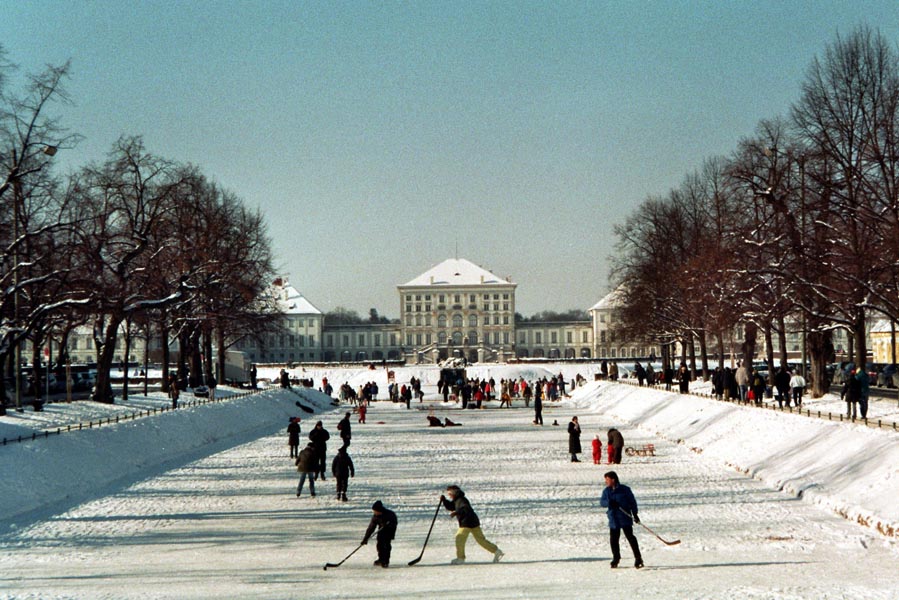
[1,388,263,447]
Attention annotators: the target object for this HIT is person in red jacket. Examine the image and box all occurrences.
[607,440,615,465]
[592,435,602,464]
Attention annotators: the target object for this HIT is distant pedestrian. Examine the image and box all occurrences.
[568,416,582,462]
[592,435,602,465]
[295,442,317,497]
[250,364,257,389]
[358,402,367,424]
[169,373,180,409]
[789,372,806,407]
[533,390,543,425]
[287,417,301,458]
[608,428,624,464]
[441,485,503,565]
[309,421,330,480]
[599,471,643,569]
[331,446,355,502]
[774,367,791,408]
[362,501,397,568]
[338,411,352,449]
[856,367,870,419]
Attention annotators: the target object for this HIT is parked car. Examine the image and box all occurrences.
[877,364,898,388]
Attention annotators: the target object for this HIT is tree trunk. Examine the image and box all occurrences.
[764,320,775,388]
[741,322,758,368]
[776,314,788,368]
[122,324,131,402]
[698,329,709,381]
[807,329,834,398]
[853,309,867,369]
[161,317,170,394]
[92,316,122,404]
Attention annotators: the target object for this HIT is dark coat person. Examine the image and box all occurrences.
[287,418,301,458]
[774,367,792,408]
[331,446,355,502]
[608,428,624,464]
[568,416,582,462]
[362,501,397,568]
[599,470,643,569]
[337,411,352,448]
[295,442,317,497]
[309,421,330,480]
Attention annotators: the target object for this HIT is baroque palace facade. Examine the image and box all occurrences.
[56,258,658,367]
[239,258,656,365]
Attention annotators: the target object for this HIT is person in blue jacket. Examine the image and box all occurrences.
[599,471,644,569]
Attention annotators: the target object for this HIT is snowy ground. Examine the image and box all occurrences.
[1,364,898,599]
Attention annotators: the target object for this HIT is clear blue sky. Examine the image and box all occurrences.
[4,1,898,318]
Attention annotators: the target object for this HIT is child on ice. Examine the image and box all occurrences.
[592,435,602,464]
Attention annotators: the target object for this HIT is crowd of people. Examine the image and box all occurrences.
[285,371,646,569]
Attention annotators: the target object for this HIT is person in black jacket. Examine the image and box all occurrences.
[362,500,397,568]
[337,411,352,449]
[294,442,317,497]
[287,418,301,458]
[309,421,330,480]
[331,446,355,501]
[441,485,503,565]
[568,416,582,462]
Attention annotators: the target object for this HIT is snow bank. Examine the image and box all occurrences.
[571,381,899,538]
[0,387,335,528]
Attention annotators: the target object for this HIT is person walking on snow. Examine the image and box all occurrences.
[358,402,367,424]
[599,470,643,569]
[568,416,582,462]
[608,428,624,464]
[789,371,806,407]
[441,485,503,565]
[287,417,301,458]
[362,500,397,568]
[592,435,602,464]
[295,442,317,497]
[337,411,352,449]
[331,446,355,501]
[309,421,330,480]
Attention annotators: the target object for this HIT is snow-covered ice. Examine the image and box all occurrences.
[1,364,898,599]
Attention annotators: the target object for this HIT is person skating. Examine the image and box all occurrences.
[331,446,355,501]
[295,442,317,497]
[287,417,301,458]
[362,500,397,568]
[568,416,582,462]
[441,485,503,565]
[599,470,643,569]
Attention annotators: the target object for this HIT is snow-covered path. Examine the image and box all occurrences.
[1,396,897,599]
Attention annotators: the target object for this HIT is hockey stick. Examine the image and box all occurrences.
[408,498,444,566]
[324,543,363,570]
[619,508,681,546]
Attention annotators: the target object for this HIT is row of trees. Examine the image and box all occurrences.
[1,50,278,408]
[611,26,899,397]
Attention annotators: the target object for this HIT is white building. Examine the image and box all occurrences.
[397,258,517,363]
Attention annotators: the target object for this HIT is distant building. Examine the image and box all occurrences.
[397,258,517,363]
[516,320,592,359]
[236,279,323,363]
[589,288,660,360]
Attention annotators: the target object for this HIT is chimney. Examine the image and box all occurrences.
[480,275,484,283]
[430,276,434,284]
